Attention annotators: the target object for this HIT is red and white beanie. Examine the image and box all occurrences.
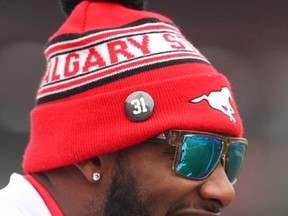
[23,0,244,173]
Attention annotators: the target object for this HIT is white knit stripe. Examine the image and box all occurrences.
[45,22,180,59]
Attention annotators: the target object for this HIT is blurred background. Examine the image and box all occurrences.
[0,0,287,215]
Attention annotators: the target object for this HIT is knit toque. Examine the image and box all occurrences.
[22,0,243,173]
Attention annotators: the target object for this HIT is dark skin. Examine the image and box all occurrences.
[34,140,235,216]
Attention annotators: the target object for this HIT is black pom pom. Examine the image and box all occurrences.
[115,0,146,10]
[59,0,82,16]
[59,0,146,16]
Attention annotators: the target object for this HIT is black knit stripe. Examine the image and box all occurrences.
[36,58,209,104]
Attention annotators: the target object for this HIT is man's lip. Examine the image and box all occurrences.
[173,208,221,216]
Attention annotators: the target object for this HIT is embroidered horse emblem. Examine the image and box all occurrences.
[191,87,236,123]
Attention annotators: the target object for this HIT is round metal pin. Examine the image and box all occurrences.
[124,91,154,122]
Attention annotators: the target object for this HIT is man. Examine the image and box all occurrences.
[0,0,248,215]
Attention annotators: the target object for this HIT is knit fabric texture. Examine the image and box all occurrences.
[22,0,243,173]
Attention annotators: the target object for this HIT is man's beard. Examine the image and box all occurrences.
[103,154,150,216]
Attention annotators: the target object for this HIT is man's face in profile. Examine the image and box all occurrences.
[101,140,235,216]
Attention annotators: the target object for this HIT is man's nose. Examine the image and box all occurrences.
[199,163,235,208]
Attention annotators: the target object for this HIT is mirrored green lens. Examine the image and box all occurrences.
[176,135,222,179]
[226,142,247,183]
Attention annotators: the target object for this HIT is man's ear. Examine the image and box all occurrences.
[74,158,102,183]
[74,153,117,183]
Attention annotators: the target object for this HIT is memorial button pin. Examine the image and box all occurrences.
[124,91,154,122]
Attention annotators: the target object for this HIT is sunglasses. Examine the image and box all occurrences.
[149,130,248,184]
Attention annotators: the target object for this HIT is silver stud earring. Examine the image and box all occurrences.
[92,172,101,181]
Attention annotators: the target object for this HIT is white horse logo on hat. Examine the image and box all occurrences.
[191,87,236,123]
